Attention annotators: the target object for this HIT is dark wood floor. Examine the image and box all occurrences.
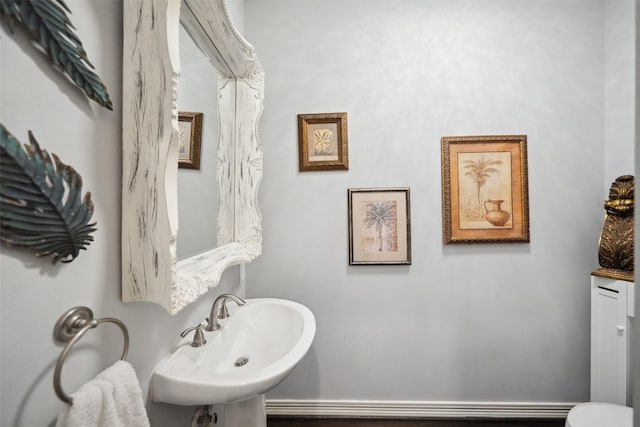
[267,417,566,427]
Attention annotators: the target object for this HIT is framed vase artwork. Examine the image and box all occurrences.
[298,112,348,171]
[348,188,411,265]
[441,135,530,244]
[178,111,203,170]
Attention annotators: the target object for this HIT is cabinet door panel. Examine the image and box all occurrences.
[591,278,628,405]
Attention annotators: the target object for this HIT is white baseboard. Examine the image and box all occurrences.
[265,399,578,419]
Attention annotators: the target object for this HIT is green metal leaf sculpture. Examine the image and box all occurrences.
[1,0,113,110]
[0,124,97,263]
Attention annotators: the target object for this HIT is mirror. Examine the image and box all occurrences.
[122,0,263,315]
[176,23,219,261]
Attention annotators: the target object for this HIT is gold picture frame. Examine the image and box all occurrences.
[441,135,530,244]
[298,112,348,171]
[348,188,411,265]
[178,111,203,170]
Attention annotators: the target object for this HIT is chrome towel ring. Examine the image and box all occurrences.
[52,306,130,404]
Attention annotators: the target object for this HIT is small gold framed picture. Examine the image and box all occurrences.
[178,111,203,170]
[298,112,348,172]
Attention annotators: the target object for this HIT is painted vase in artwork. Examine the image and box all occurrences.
[484,199,510,226]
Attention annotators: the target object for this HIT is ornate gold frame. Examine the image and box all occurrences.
[298,112,348,172]
[178,111,203,170]
[441,135,530,244]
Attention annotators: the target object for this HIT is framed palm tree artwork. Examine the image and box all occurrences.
[298,112,348,171]
[348,188,411,265]
[441,135,530,244]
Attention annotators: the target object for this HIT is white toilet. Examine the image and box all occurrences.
[565,402,632,427]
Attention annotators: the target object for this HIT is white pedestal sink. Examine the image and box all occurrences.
[151,298,316,427]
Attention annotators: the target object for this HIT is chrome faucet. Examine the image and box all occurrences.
[180,323,207,347]
[205,293,246,331]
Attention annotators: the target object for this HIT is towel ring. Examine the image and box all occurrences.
[52,306,130,404]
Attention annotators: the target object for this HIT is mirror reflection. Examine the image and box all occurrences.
[176,24,219,261]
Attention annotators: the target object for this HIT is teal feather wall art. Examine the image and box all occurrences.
[1,0,113,110]
[0,125,97,263]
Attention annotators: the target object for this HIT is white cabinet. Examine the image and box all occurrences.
[590,275,634,405]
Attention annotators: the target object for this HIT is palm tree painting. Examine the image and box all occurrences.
[362,201,398,252]
[464,156,502,206]
[458,151,512,227]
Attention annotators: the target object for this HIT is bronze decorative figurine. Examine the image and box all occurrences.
[594,175,634,281]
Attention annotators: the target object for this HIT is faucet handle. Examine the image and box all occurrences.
[217,294,246,319]
[218,301,230,319]
[180,324,207,347]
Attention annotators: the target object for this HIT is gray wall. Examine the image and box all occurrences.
[604,0,636,184]
[245,0,620,403]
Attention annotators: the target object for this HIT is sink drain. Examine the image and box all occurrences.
[234,356,249,367]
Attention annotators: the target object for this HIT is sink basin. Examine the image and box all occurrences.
[151,298,316,406]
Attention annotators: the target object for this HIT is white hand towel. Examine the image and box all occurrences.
[56,360,150,427]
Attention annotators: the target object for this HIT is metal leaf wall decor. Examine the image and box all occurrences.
[1,0,113,110]
[0,124,97,263]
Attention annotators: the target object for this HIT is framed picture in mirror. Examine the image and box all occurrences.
[178,111,203,170]
[348,188,411,265]
[441,134,530,244]
[298,112,348,171]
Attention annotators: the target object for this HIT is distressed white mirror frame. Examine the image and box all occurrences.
[122,0,263,315]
